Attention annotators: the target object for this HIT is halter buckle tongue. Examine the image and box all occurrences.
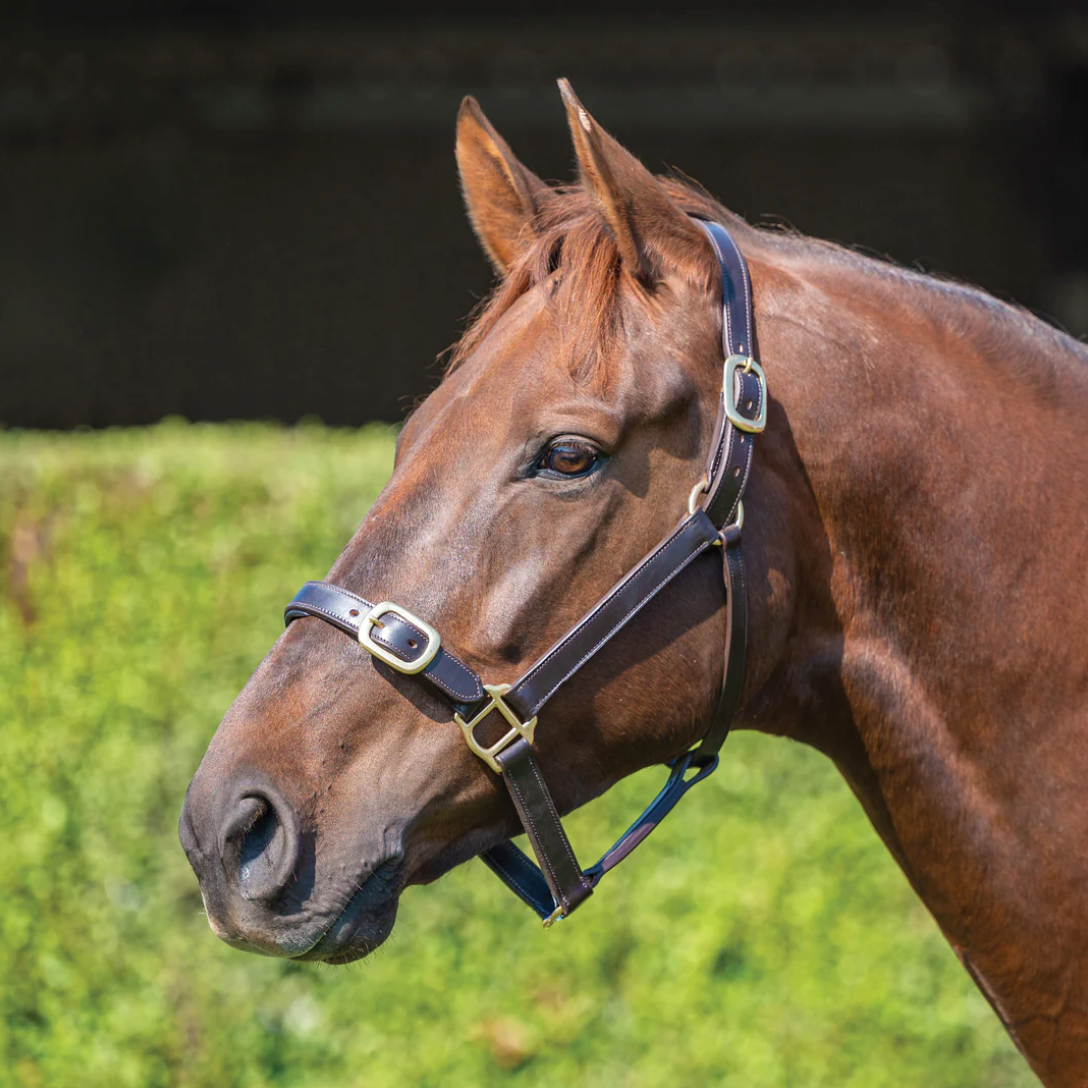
[455,684,538,773]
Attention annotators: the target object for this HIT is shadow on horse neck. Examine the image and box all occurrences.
[179,82,1088,1087]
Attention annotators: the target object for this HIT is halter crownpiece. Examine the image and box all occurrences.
[284,219,765,926]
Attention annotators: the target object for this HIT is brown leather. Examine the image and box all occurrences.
[284,583,483,704]
[691,219,761,757]
[698,220,763,529]
[697,531,748,759]
[368,609,484,703]
[506,508,722,720]
[494,738,593,916]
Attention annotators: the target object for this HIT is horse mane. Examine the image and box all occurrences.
[447,176,1087,390]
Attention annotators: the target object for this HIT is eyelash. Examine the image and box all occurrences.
[534,438,605,479]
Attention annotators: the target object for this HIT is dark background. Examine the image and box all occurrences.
[1,2,1086,428]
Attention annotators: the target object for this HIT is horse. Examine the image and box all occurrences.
[179,80,1088,1085]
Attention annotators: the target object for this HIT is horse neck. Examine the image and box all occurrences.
[742,235,1088,1084]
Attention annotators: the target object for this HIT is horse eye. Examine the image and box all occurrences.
[538,441,600,477]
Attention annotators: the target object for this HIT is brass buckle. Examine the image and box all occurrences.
[724,354,767,434]
[358,602,441,675]
[455,684,538,773]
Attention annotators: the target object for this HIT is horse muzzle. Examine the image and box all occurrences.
[178,772,402,963]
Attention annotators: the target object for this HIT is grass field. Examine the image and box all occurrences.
[0,422,1034,1088]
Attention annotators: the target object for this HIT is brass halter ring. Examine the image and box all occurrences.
[687,477,743,537]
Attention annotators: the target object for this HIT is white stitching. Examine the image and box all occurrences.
[527,526,715,714]
[714,224,752,354]
[704,226,733,355]
[707,391,739,511]
[528,758,589,891]
[504,772,565,903]
[287,603,358,634]
[309,582,371,609]
[519,518,708,692]
[487,854,546,906]
[371,615,428,661]
[533,535,711,710]
[734,231,754,353]
[290,597,483,702]
[424,652,483,702]
[700,222,759,514]
[432,651,483,700]
[729,373,761,519]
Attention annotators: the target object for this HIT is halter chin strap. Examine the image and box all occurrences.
[283,219,765,927]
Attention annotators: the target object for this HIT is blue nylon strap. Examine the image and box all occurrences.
[481,843,556,919]
[481,751,719,921]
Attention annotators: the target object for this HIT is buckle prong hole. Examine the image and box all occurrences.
[408,639,417,648]
[349,609,359,617]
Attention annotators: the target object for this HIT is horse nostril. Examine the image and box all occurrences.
[221,791,301,903]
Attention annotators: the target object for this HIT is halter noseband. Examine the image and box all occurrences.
[284,220,765,927]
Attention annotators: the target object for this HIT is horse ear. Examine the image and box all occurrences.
[558,78,705,280]
[456,96,550,275]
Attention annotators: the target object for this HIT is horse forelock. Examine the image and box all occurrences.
[446,180,726,389]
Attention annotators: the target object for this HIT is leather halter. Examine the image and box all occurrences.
[284,220,765,927]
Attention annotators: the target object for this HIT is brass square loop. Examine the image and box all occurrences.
[455,684,538,773]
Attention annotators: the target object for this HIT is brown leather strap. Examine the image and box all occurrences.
[687,220,759,760]
[476,221,762,921]
[585,749,719,878]
[285,583,484,704]
[697,220,762,531]
[697,530,748,760]
[494,739,593,917]
[483,747,719,921]
[505,509,721,720]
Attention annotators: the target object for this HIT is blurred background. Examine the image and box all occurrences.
[3,3,1086,1087]
[1,0,1086,427]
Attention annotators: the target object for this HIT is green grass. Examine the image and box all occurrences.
[0,421,1033,1088]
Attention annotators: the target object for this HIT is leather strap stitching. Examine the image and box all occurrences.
[487,853,545,906]
[285,601,358,634]
[703,225,735,353]
[526,758,590,897]
[502,764,570,909]
[422,654,484,703]
[514,516,712,699]
[520,531,716,715]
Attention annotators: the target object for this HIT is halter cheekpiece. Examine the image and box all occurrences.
[284,220,766,927]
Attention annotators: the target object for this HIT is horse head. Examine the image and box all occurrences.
[178,82,763,963]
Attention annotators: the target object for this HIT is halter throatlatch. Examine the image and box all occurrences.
[284,219,765,927]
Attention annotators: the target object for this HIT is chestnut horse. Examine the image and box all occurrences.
[180,82,1088,1084]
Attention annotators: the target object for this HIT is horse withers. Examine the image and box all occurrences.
[179,81,1088,1086]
